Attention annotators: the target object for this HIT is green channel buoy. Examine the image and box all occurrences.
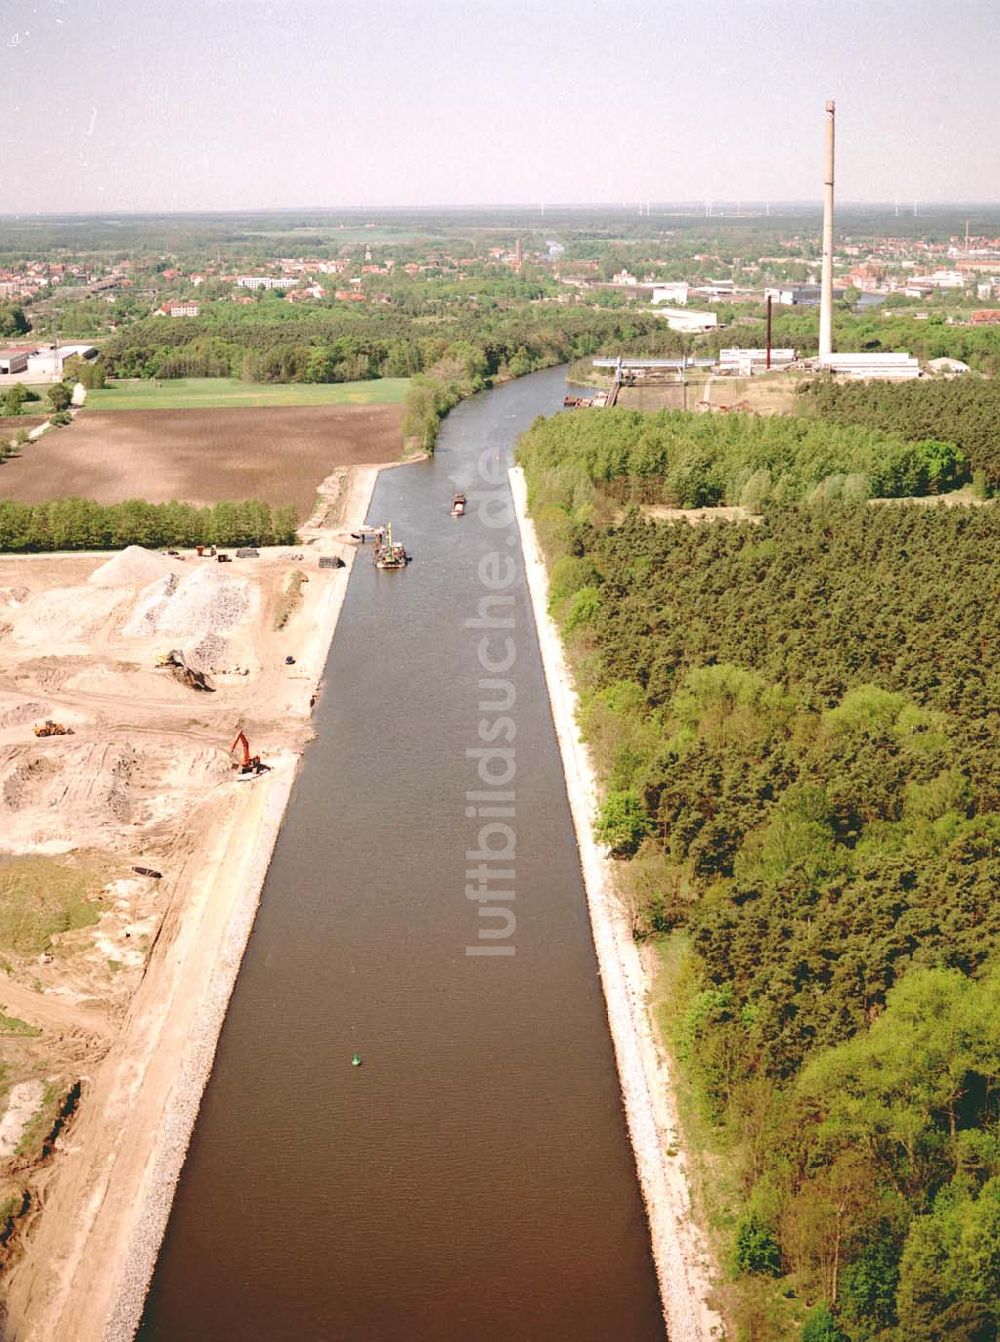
[351,1054,362,1067]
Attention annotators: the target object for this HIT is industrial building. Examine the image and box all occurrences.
[25,344,98,379]
[694,280,736,300]
[915,269,965,290]
[0,349,30,375]
[765,283,845,307]
[718,348,796,376]
[652,282,690,306]
[650,306,717,333]
[816,352,920,380]
[816,100,917,380]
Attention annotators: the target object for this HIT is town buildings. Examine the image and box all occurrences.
[158,300,200,317]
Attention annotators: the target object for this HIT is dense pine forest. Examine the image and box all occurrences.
[799,377,1000,494]
[520,405,968,509]
[519,414,1000,1340]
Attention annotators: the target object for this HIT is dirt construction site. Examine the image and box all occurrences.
[0,462,391,1340]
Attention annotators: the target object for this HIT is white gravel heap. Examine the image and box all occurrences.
[122,575,179,638]
[124,566,252,643]
[89,546,181,590]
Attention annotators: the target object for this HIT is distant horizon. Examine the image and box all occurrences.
[3,201,1000,222]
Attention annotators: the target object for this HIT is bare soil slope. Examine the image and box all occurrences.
[0,405,404,519]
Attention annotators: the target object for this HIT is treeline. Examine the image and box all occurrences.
[99,305,682,389]
[394,311,684,450]
[800,376,1000,494]
[102,311,428,381]
[524,457,1000,1339]
[518,406,966,510]
[0,498,297,551]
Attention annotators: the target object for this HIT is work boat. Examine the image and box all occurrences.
[374,522,409,570]
[451,492,467,517]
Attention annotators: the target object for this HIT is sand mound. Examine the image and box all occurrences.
[123,568,253,644]
[0,698,49,729]
[89,547,184,590]
[10,588,130,646]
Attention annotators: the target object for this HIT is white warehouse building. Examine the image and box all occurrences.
[652,282,690,306]
[817,351,921,380]
[26,344,98,379]
[651,306,717,333]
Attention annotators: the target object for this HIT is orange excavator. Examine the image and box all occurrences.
[230,727,270,778]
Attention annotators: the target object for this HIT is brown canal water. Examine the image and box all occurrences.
[138,368,665,1340]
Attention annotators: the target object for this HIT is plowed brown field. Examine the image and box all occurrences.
[0,405,404,518]
[0,415,46,435]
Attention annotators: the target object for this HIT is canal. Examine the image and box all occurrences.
[139,367,665,1340]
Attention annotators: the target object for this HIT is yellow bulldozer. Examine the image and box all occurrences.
[33,720,73,737]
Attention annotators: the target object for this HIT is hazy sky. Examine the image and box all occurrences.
[2,0,998,212]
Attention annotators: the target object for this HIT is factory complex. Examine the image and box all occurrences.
[0,342,98,382]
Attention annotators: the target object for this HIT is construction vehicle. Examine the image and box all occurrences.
[155,649,214,692]
[230,728,270,778]
[33,720,73,737]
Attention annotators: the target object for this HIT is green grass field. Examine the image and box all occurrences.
[0,856,106,956]
[84,377,410,411]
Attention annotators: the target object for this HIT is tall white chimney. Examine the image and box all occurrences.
[819,99,835,362]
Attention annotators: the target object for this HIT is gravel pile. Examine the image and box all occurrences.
[123,575,178,638]
[124,567,251,644]
[89,546,182,589]
[189,632,228,670]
